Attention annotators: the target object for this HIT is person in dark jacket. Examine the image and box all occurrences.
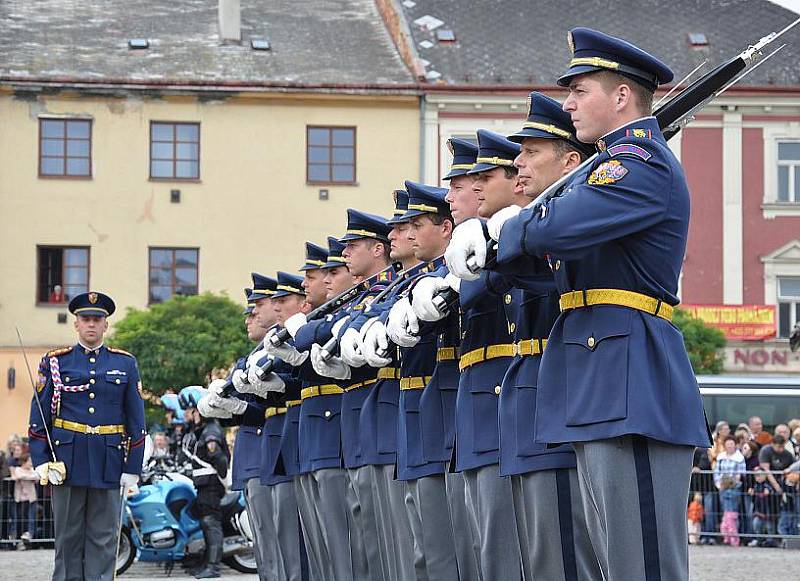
[181,387,229,579]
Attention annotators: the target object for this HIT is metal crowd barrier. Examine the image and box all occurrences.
[689,469,800,547]
[0,477,54,547]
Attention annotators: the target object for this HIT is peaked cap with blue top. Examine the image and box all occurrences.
[250,273,277,301]
[299,241,329,271]
[338,209,391,243]
[401,180,450,219]
[321,236,347,269]
[387,190,410,226]
[444,137,479,180]
[468,129,521,175]
[68,291,116,318]
[508,91,593,156]
[558,27,673,92]
[273,271,306,298]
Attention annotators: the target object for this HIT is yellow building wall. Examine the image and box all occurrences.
[0,90,420,443]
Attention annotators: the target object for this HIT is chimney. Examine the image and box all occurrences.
[218,0,241,44]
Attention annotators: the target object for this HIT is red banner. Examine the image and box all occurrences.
[682,304,776,341]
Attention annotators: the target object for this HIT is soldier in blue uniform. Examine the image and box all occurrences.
[199,279,278,580]
[382,183,461,581]
[411,132,524,580]
[28,291,146,581]
[340,191,418,581]
[448,28,711,581]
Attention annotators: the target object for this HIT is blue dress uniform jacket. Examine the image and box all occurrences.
[225,356,269,491]
[28,344,146,488]
[295,315,348,473]
[489,267,578,476]
[496,116,710,448]
[454,271,514,472]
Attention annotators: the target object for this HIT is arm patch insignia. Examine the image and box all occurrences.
[607,143,652,161]
[587,160,629,185]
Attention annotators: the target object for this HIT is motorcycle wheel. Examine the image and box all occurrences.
[223,549,258,574]
[116,526,136,576]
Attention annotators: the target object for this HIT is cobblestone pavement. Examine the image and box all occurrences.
[2,544,800,580]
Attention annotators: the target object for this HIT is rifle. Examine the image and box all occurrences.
[449,17,800,282]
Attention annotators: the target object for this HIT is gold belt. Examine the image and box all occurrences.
[436,347,457,362]
[344,378,378,392]
[265,407,288,418]
[286,399,302,408]
[301,385,344,400]
[53,418,125,435]
[377,367,401,380]
[399,376,432,390]
[459,344,516,371]
[516,338,548,357]
[559,289,674,321]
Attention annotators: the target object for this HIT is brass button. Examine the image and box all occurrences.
[587,336,595,349]
[55,440,60,446]
[555,260,561,270]
[65,376,70,382]
[89,378,95,385]
[257,429,262,436]
[89,406,95,414]
[115,379,121,384]
[494,385,501,395]
[89,392,95,399]
[324,410,332,418]
[89,357,96,363]
[509,323,516,333]
[90,370,95,375]
[504,294,512,304]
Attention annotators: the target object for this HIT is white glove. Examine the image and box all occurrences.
[120,472,140,497]
[487,204,522,241]
[340,327,367,367]
[386,297,420,347]
[412,276,451,322]
[246,345,268,369]
[360,317,392,367]
[238,372,286,398]
[284,313,308,338]
[231,368,248,391]
[331,316,350,338]
[208,392,248,415]
[311,343,351,380]
[247,356,273,385]
[445,218,487,281]
[35,463,58,486]
[264,329,309,366]
[198,394,233,419]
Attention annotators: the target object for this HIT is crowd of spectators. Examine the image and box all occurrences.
[690,416,800,548]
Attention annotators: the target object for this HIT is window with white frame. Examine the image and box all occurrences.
[778,276,800,338]
[777,141,800,203]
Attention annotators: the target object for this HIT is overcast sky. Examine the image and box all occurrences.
[771,0,800,14]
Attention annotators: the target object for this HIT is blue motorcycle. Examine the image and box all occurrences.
[116,460,257,576]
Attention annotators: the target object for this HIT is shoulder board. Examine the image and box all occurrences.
[46,346,73,358]
[607,143,652,162]
[108,346,135,357]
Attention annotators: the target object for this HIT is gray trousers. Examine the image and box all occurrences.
[296,476,331,581]
[301,468,363,581]
[406,475,460,581]
[245,478,279,581]
[463,465,522,581]
[51,485,121,581]
[369,464,416,581]
[270,481,305,581]
[574,436,695,581]
[347,466,386,581]
[512,468,602,581]
[445,472,482,581]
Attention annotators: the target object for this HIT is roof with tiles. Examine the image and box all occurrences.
[400,0,800,88]
[0,0,415,88]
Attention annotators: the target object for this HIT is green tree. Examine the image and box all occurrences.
[673,308,727,374]
[110,292,251,395]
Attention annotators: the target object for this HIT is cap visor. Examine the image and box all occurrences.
[557,65,603,87]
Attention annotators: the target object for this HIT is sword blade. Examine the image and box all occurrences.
[15,326,57,462]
